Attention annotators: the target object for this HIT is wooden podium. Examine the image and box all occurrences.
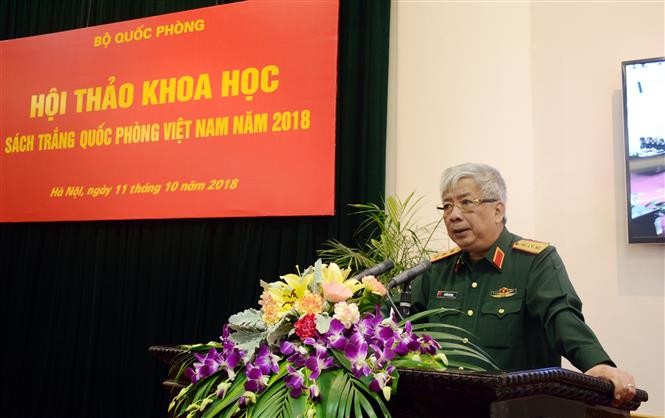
[150,346,648,418]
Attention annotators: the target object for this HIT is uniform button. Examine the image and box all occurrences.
[471,282,478,288]
[462,337,469,344]
[467,309,474,316]
[498,308,505,314]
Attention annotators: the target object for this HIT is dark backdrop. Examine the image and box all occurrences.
[0,1,390,417]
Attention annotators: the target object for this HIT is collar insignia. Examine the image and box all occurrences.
[492,247,505,270]
[491,287,517,298]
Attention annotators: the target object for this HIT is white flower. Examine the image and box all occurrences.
[333,301,360,328]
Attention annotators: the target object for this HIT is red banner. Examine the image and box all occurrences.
[0,0,338,221]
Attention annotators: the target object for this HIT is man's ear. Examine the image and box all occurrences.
[494,201,505,224]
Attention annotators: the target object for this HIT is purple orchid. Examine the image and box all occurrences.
[286,345,308,369]
[218,350,242,379]
[284,365,305,397]
[357,309,382,344]
[303,337,326,352]
[323,319,348,351]
[375,321,397,344]
[280,340,296,355]
[255,343,280,375]
[369,365,396,400]
[393,321,420,356]
[418,334,441,355]
[305,346,334,379]
[184,348,220,383]
[369,338,396,369]
[244,362,269,393]
[220,325,235,351]
[344,332,371,378]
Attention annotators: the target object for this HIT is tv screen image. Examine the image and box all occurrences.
[622,57,665,243]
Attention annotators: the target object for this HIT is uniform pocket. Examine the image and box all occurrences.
[425,297,462,323]
[479,298,522,348]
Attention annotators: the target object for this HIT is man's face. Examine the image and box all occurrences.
[441,178,505,260]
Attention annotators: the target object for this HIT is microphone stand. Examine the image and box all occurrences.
[384,288,404,322]
[399,283,412,319]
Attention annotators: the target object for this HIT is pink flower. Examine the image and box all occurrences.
[362,275,387,296]
[322,281,353,303]
[333,302,360,328]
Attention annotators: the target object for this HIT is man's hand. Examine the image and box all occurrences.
[585,364,636,406]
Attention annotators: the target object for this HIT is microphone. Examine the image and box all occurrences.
[349,259,395,281]
[386,259,432,289]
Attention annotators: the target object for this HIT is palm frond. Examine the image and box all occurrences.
[248,380,307,418]
[318,192,440,281]
[402,308,500,371]
[316,369,391,418]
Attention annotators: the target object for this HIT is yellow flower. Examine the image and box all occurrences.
[281,273,312,300]
[321,262,363,295]
[260,272,312,320]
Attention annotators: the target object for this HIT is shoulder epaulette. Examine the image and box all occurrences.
[430,247,461,263]
[512,239,549,255]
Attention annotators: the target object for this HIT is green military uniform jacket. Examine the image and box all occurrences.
[411,227,614,372]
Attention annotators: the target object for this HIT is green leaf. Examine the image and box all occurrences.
[444,359,488,372]
[228,308,266,331]
[391,354,444,370]
[329,349,354,374]
[353,376,391,418]
[355,391,378,418]
[436,342,499,369]
[265,316,293,347]
[192,374,222,403]
[250,382,287,417]
[410,322,474,335]
[286,393,307,418]
[353,391,364,418]
[318,193,441,283]
[415,330,468,341]
[220,403,240,418]
[201,373,247,418]
[322,369,350,417]
[338,377,353,418]
[401,308,467,327]
[316,368,391,418]
[229,328,267,357]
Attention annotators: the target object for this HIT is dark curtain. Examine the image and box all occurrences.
[0,1,390,417]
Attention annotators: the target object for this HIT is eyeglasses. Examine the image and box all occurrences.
[437,198,498,216]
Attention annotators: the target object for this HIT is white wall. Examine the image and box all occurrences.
[387,1,664,415]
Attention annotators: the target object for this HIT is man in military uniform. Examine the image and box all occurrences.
[410,162,636,406]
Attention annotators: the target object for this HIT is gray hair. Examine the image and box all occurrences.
[439,163,507,202]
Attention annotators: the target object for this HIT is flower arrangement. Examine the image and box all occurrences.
[168,260,450,418]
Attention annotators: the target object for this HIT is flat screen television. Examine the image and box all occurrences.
[621,57,665,243]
